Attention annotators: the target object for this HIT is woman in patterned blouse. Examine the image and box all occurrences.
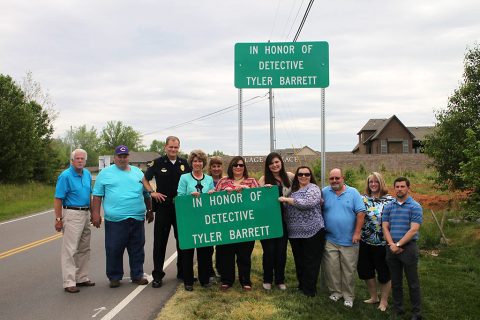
[279,166,325,297]
[215,156,259,291]
[358,172,394,311]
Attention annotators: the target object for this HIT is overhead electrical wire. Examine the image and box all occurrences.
[293,0,315,42]
[141,92,269,137]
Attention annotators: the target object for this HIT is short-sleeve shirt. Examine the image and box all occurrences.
[361,194,395,246]
[55,166,92,206]
[322,185,365,246]
[145,155,190,201]
[382,196,423,242]
[92,165,148,222]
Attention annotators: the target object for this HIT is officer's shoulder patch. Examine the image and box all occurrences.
[147,160,154,167]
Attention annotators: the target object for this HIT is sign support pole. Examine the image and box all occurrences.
[269,88,275,152]
[321,88,326,188]
[238,89,243,156]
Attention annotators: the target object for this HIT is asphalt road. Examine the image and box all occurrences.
[0,210,180,320]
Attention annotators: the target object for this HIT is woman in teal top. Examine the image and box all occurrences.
[177,149,215,291]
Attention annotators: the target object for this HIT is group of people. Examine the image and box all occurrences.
[54,136,423,319]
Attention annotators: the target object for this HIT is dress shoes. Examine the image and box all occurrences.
[76,280,95,287]
[109,280,121,288]
[184,285,193,291]
[64,286,80,293]
[152,279,163,288]
[132,277,149,285]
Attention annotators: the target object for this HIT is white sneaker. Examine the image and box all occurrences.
[262,283,272,290]
[329,293,341,302]
[344,300,354,308]
[277,284,287,290]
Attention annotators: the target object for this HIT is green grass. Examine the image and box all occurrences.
[158,217,480,320]
[0,182,55,221]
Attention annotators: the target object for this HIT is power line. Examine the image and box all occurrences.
[141,92,269,137]
[293,0,315,42]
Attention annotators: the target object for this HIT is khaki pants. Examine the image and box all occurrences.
[322,240,359,301]
[61,209,91,288]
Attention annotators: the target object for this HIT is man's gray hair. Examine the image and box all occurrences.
[71,148,88,161]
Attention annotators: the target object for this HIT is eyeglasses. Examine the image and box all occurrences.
[232,163,245,168]
[297,172,311,177]
[329,176,341,181]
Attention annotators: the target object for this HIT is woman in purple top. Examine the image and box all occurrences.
[279,166,325,297]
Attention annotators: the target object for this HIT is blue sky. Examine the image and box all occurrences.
[1,0,478,154]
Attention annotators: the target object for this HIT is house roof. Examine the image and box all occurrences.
[358,115,414,143]
[407,126,435,141]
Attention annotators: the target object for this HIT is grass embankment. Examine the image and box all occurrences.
[158,168,479,320]
[158,218,480,320]
[0,182,55,221]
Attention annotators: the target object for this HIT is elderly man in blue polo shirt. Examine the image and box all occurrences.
[382,177,423,320]
[322,168,366,308]
[91,145,154,288]
[54,148,95,293]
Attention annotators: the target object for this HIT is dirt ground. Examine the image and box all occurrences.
[388,184,469,211]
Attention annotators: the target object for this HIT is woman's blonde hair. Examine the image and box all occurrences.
[365,171,388,197]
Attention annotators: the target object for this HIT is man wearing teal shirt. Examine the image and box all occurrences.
[91,145,153,288]
[54,149,94,293]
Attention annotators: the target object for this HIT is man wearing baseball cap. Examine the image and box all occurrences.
[91,145,154,288]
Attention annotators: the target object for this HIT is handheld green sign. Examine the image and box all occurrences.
[175,187,283,249]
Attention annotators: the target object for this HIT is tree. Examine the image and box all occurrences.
[149,139,166,156]
[101,121,144,152]
[0,74,56,182]
[424,44,480,211]
[65,125,102,167]
[211,150,225,156]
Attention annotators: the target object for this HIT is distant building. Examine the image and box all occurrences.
[98,151,160,171]
[275,146,320,156]
[352,115,434,154]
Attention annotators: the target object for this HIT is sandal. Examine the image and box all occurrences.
[242,285,252,291]
[220,284,231,291]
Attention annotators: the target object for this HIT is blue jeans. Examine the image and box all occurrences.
[105,218,145,281]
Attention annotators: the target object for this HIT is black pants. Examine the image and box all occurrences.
[289,228,326,296]
[181,246,214,286]
[152,203,182,281]
[260,228,288,284]
[217,241,255,286]
[386,241,421,316]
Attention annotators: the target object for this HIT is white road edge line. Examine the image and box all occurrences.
[0,209,53,225]
[100,251,178,320]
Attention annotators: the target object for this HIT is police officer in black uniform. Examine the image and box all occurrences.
[145,136,190,288]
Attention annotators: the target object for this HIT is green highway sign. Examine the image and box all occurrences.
[175,187,283,249]
[234,41,329,89]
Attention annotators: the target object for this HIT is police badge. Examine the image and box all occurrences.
[180,164,185,172]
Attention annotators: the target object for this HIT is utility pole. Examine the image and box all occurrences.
[269,89,276,152]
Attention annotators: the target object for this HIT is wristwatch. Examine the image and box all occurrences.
[55,217,62,222]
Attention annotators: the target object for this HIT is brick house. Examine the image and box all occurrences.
[352,115,429,154]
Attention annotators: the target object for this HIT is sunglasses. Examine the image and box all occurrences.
[297,172,311,177]
[329,176,341,181]
[232,163,245,168]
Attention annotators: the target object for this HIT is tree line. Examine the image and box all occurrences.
[1,45,478,214]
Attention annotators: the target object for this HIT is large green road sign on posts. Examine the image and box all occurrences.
[235,41,329,89]
[175,187,283,249]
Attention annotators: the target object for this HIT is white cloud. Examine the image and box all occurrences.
[1,0,478,156]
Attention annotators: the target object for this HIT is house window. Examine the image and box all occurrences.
[403,140,409,153]
[381,140,387,154]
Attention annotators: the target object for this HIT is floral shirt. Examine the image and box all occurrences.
[215,177,259,191]
[361,194,395,246]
